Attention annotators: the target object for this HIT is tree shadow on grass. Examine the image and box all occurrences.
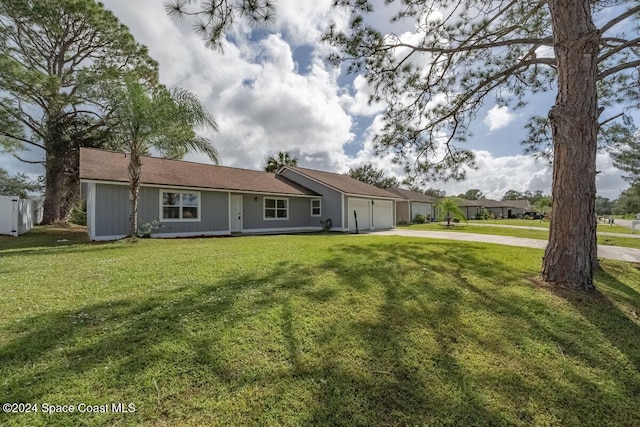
[309,240,640,426]
[553,265,640,373]
[1,236,640,426]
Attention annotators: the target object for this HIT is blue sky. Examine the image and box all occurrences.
[1,0,631,200]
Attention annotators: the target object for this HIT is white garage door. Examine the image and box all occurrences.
[412,202,432,220]
[373,200,393,229]
[348,198,371,232]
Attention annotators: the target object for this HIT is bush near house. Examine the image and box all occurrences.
[413,213,427,224]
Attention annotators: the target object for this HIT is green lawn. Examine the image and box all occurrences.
[1,227,640,426]
[402,222,640,249]
[460,218,634,235]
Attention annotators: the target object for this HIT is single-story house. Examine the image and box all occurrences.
[456,199,484,220]
[79,148,398,240]
[386,188,438,223]
[477,198,530,218]
[456,198,531,219]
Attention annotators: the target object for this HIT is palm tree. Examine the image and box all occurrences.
[265,151,297,172]
[99,76,218,237]
[435,197,467,227]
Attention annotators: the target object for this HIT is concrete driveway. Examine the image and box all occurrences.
[367,229,640,263]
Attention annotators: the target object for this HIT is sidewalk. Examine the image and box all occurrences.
[368,229,640,263]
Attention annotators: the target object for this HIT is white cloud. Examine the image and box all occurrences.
[1,0,629,204]
[484,105,516,131]
[427,151,627,200]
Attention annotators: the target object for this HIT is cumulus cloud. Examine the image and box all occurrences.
[427,151,627,200]
[0,0,629,203]
[484,105,516,131]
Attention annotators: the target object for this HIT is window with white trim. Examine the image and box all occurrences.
[264,198,288,220]
[161,191,200,221]
[311,199,321,217]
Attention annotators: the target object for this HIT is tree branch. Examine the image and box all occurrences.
[13,153,45,165]
[598,36,640,63]
[597,59,640,81]
[599,5,640,34]
[0,131,45,150]
[599,112,624,128]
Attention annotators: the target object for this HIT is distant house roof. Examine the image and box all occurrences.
[456,198,484,207]
[502,199,531,210]
[386,188,438,203]
[79,148,319,196]
[280,166,399,199]
[477,198,531,209]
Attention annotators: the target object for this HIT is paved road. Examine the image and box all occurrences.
[367,229,640,263]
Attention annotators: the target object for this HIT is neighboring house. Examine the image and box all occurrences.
[478,198,529,218]
[386,188,438,223]
[456,199,484,220]
[79,148,397,240]
[502,199,532,215]
[456,198,531,219]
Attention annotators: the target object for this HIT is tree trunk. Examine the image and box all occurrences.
[60,145,81,220]
[128,149,142,237]
[41,151,65,224]
[542,0,599,292]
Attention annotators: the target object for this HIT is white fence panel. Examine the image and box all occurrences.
[0,195,19,236]
[18,199,33,234]
[0,195,38,236]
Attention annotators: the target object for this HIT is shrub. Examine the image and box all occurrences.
[413,213,426,224]
[137,220,161,238]
[68,200,87,225]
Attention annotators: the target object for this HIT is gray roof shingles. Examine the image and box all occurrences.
[386,188,438,203]
[281,166,399,199]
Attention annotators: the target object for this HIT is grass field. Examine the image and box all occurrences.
[448,218,634,234]
[401,221,640,249]
[1,226,640,426]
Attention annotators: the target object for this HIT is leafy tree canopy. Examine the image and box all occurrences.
[458,189,484,200]
[613,184,640,215]
[595,195,614,216]
[0,167,41,198]
[0,0,158,223]
[96,75,218,236]
[265,151,298,172]
[347,164,400,189]
[611,129,640,184]
[435,197,467,225]
[164,0,276,51]
[424,187,446,198]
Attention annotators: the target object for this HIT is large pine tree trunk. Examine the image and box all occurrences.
[542,0,599,292]
[42,152,65,224]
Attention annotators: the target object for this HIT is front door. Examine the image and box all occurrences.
[230,195,242,232]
